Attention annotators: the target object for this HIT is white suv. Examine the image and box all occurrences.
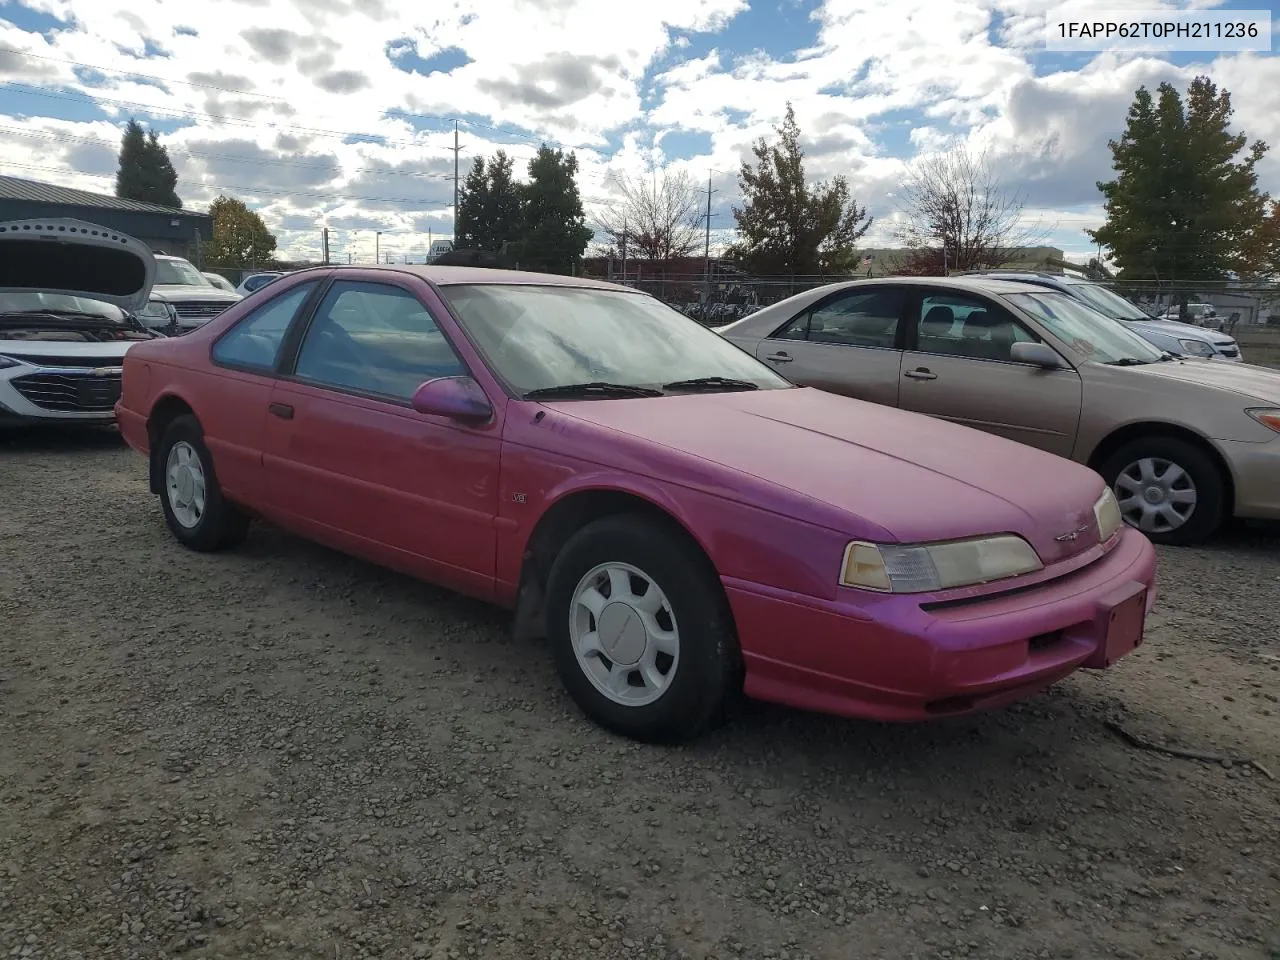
[150,254,241,332]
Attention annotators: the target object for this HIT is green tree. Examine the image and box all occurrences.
[455,151,523,253]
[515,145,593,274]
[207,194,276,269]
[115,119,182,209]
[728,103,871,276]
[1089,77,1270,289]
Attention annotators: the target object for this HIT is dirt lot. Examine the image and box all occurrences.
[2,430,1278,960]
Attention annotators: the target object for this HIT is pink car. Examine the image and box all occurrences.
[107,257,1157,743]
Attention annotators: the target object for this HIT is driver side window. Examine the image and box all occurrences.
[293,281,466,401]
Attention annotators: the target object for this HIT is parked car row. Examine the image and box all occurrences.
[7,219,1278,747]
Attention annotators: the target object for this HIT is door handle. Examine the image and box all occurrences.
[764,352,793,363]
[903,368,937,381]
[268,402,294,420]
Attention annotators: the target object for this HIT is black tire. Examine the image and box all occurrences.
[1099,436,1226,546]
[155,414,250,552]
[545,514,741,744]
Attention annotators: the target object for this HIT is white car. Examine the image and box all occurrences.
[234,271,283,295]
[0,219,164,426]
[152,254,241,332]
[201,271,237,292]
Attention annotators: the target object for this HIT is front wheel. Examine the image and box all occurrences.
[1099,436,1226,546]
[156,415,249,551]
[545,514,740,744]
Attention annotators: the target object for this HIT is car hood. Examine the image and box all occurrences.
[1136,318,1232,343]
[0,337,137,359]
[0,218,155,314]
[1120,357,1280,402]
[544,387,1109,561]
[153,285,242,303]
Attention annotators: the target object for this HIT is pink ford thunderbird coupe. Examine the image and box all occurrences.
[103,254,1157,743]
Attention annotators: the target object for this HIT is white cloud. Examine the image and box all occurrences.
[0,0,1275,262]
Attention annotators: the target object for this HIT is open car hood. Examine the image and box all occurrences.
[0,218,156,315]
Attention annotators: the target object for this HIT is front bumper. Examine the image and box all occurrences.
[725,527,1157,722]
[0,363,122,424]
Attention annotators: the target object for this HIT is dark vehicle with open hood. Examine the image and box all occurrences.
[0,218,169,426]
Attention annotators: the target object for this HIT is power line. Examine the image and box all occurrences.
[0,160,457,207]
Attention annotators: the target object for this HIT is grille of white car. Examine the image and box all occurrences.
[172,301,233,320]
[12,372,122,412]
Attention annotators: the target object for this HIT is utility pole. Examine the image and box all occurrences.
[322,227,330,265]
[620,218,627,285]
[449,120,464,240]
[375,231,382,264]
[702,172,716,322]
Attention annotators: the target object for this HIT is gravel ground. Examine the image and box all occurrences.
[2,428,1278,960]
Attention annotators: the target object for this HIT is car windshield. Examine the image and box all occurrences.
[1063,281,1150,321]
[0,291,126,322]
[440,284,793,396]
[1004,292,1166,364]
[155,258,209,286]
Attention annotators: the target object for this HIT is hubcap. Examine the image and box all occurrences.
[165,441,207,529]
[1114,456,1197,534]
[568,562,680,707]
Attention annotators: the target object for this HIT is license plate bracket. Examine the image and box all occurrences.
[1084,581,1147,669]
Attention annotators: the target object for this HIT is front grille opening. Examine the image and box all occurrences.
[13,372,122,412]
[1028,631,1065,654]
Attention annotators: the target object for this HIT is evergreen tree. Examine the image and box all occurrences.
[728,103,871,276]
[115,119,182,209]
[516,145,592,274]
[1089,76,1269,285]
[454,151,523,254]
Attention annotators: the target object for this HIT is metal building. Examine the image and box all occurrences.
[0,175,212,261]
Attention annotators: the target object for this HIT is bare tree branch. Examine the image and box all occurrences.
[895,145,1047,272]
[594,168,704,262]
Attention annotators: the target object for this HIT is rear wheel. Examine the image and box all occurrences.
[545,514,740,744]
[156,415,249,551]
[1099,436,1225,546]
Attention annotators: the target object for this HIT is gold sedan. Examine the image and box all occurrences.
[718,276,1280,545]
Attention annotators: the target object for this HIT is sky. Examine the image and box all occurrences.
[0,0,1277,265]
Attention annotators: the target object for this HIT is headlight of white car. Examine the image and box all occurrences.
[839,535,1043,593]
[1094,487,1123,542]
[1177,338,1215,358]
[0,354,20,369]
[138,299,176,323]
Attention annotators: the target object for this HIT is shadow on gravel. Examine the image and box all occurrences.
[0,424,124,453]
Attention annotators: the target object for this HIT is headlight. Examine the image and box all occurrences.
[1094,487,1123,542]
[138,299,176,320]
[1177,339,1215,357]
[1246,408,1280,434]
[0,354,20,370]
[839,535,1043,593]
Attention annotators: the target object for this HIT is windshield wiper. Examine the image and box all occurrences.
[1104,357,1153,366]
[661,376,760,392]
[0,309,116,322]
[522,381,664,400]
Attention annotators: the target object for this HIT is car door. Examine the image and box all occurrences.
[260,276,502,599]
[753,285,908,407]
[898,289,1083,457]
[204,277,326,508]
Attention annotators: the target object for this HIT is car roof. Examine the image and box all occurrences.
[286,263,635,292]
[807,275,1056,296]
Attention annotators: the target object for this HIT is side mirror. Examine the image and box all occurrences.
[1010,341,1064,369]
[410,376,492,423]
